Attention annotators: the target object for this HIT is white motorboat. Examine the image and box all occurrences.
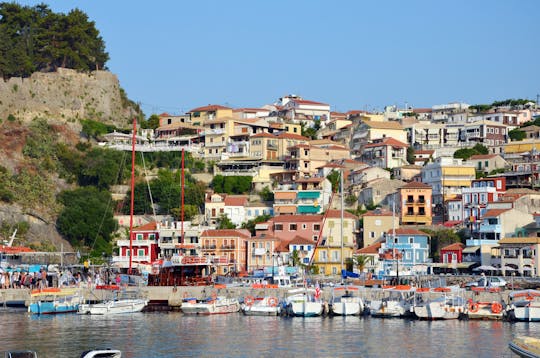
[506,289,540,322]
[78,298,147,315]
[285,288,324,317]
[80,349,122,358]
[413,287,466,320]
[330,286,365,316]
[241,296,281,316]
[369,285,415,318]
[181,296,240,315]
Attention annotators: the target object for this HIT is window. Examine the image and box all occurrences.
[314,224,321,231]
[394,238,398,244]
[370,232,375,238]
[418,195,425,203]
[409,237,414,244]
[407,207,414,215]
[138,249,144,256]
[302,224,307,229]
[136,234,143,240]
[148,234,155,240]
[275,224,283,231]
[290,224,297,231]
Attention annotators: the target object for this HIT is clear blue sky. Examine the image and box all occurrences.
[16,0,540,116]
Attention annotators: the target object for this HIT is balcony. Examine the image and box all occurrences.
[220,245,236,250]
[111,255,150,263]
[206,141,226,148]
[202,245,217,250]
[479,224,502,233]
[116,240,153,247]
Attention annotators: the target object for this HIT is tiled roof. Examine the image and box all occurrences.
[415,150,434,155]
[293,99,329,106]
[441,242,465,251]
[224,195,248,206]
[363,210,393,217]
[289,235,316,245]
[233,108,268,112]
[325,210,358,220]
[357,242,382,254]
[387,228,429,236]
[200,229,251,239]
[364,137,408,148]
[134,222,158,231]
[251,132,275,138]
[482,209,510,218]
[498,237,540,244]
[401,181,432,189]
[412,108,432,113]
[189,104,231,112]
[278,132,309,140]
[364,121,403,130]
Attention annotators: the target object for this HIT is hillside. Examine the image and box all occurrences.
[0,68,138,252]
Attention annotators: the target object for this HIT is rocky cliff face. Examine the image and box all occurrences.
[0,68,133,127]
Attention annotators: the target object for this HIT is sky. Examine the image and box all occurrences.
[14,0,540,116]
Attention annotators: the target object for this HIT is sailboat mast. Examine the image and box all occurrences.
[181,148,185,244]
[128,118,137,274]
[340,168,344,282]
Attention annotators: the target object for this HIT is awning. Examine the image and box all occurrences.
[443,220,462,227]
[462,246,480,253]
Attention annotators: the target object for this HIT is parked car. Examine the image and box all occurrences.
[465,276,507,289]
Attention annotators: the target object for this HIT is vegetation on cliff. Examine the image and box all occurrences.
[0,2,108,79]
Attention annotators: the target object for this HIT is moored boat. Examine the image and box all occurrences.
[369,285,415,318]
[28,288,83,315]
[466,299,504,320]
[506,289,540,322]
[181,295,240,315]
[413,287,466,320]
[285,287,324,317]
[241,295,281,316]
[509,336,540,358]
[330,286,365,316]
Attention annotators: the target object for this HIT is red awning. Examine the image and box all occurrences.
[443,221,462,227]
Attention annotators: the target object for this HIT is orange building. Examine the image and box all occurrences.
[200,229,251,275]
[399,181,433,225]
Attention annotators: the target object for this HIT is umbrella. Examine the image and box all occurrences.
[473,265,499,271]
[503,265,517,271]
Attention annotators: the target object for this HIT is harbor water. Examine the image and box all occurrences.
[1,309,539,357]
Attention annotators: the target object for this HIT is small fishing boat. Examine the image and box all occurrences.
[509,336,540,358]
[413,287,466,320]
[330,286,365,316]
[181,295,240,315]
[466,299,505,320]
[28,288,83,315]
[285,287,324,317]
[505,289,540,322]
[369,285,415,318]
[78,288,147,315]
[241,295,281,316]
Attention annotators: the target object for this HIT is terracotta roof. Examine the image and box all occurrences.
[134,222,158,231]
[224,195,248,206]
[482,209,510,218]
[364,121,403,130]
[498,237,540,245]
[295,177,324,183]
[401,181,432,189]
[189,104,231,112]
[441,242,465,251]
[415,150,434,155]
[388,228,429,236]
[200,229,251,239]
[278,132,309,140]
[412,108,432,113]
[364,137,408,148]
[325,210,358,220]
[469,154,499,160]
[251,132,275,138]
[159,112,171,117]
[293,99,329,106]
[233,108,268,112]
[0,245,34,253]
[289,235,316,245]
[357,242,382,254]
[363,210,393,217]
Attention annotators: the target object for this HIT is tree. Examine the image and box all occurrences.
[211,175,252,194]
[56,187,117,250]
[327,170,341,193]
[259,186,274,202]
[509,129,526,141]
[241,214,271,235]
[78,147,127,189]
[407,146,415,164]
[421,228,461,262]
[352,254,373,274]
[217,214,236,229]
[141,114,160,130]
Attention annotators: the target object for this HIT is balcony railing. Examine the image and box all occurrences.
[202,245,217,250]
[220,245,236,250]
[111,255,150,263]
[479,224,501,233]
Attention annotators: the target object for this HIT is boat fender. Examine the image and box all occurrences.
[491,302,503,314]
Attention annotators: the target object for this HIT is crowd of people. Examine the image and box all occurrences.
[0,268,49,289]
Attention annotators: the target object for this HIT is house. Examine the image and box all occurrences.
[278,95,331,124]
[350,120,407,156]
[112,221,159,271]
[286,143,350,178]
[273,177,332,215]
[392,165,422,182]
[378,228,431,277]
[246,233,280,273]
[349,166,387,188]
[199,229,251,275]
[459,120,509,147]
[257,214,324,243]
[362,209,399,248]
[492,237,540,276]
[288,235,316,267]
[358,178,404,208]
[440,243,464,264]
[462,177,507,236]
[204,192,225,225]
[313,210,359,276]
[466,154,508,174]
[446,196,463,224]
[356,242,382,275]
[188,104,233,126]
[360,137,409,169]
[421,156,476,208]
[245,201,274,222]
[413,149,434,166]
[399,181,432,226]
[223,195,249,228]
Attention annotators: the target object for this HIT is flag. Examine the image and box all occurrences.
[314,282,321,300]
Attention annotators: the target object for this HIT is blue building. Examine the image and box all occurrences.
[379,228,431,277]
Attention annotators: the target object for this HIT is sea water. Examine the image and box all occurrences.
[0,309,538,357]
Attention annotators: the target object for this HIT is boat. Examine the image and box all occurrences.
[28,288,84,315]
[330,286,365,316]
[241,295,281,316]
[181,294,240,315]
[369,285,415,318]
[413,287,466,320]
[505,289,540,322]
[285,287,324,317]
[509,336,540,358]
[78,288,147,315]
[466,299,505,320]
[80,349,122,358]
[3,351,38,358]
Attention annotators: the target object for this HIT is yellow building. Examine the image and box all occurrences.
[362,209,399,247]
[188,104,233,126]
[399,181,433,225]
[313,210,358,276]
[288,143,351,178]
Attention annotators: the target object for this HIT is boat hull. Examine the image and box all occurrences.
[181,299,240,315]
[28,301,79,315]
[242,306,280,316]
[509,336,540,358]
[78,299,147,315]
[331,302,363,316]
[512,305,540,322]
[414,303,463,320]
[369,300,408,318]
[287,302,323,317]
